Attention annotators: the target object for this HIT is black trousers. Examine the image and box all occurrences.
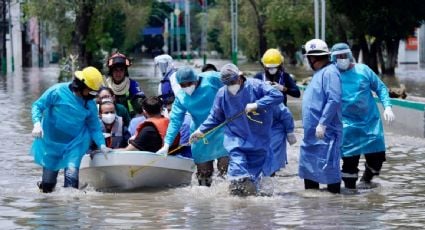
[196,156,229,186]
[341,151,386,188]
[304,179,341,194]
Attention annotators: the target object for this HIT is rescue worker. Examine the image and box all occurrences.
[190,63,283,196]
[156,67,229,187]
[330,43,395,189]
[31,66,111,193]
[299,39,342,194]
[98,99,130,149]
[105,52,143,117]
[155,54,179,104]
[254,48,300,105]
[262,104,297,177]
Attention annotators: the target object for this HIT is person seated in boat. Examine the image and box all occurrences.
[123,96,180,153]
[97,87,131,128]
[330,43,395,190]
[128,92,147,136]
[190,63,283,196]
[156,67,229,187]
[99,99,131,149]
[262,103,297,177]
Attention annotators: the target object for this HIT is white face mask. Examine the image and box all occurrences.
[182,85,196,96]
[227,84,240,95]
[336,58,351,70]
[267,68,278,75]
[102,113,116,124]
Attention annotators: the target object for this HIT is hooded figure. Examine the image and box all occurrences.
[191,63,283,196]
[331,42,395,189]
[156,66,229,187]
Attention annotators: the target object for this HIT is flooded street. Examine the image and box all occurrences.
[1,61,425,229]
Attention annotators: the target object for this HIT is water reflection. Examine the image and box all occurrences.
[0,63,425,229]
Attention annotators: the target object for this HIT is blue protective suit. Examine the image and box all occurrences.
[340,63,391,157]
[164,71,228,163]
[262,103,295,176]
[299,64,342,184]
[31,83,105,171]
[198,78,283,182]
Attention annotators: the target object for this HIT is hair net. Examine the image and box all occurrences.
[220,63,241,85]
[175,66,198,84]
[330,43,354,62]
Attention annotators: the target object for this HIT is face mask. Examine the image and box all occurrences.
[102,113,116,124]
[182,85,196,96]
[227,84,240,95]
[267,68,278,75]
[337,58,351,70]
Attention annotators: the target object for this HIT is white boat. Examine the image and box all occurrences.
[79,151,196,191]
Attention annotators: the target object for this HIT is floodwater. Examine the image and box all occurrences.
[1,61,425,229]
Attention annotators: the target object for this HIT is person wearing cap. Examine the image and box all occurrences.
[156,66,229,187]
[299,39,342,194]
[254,48,300,106]
[106,52,144,117]
[31,66,111,193]
[330,43,395,190]
[190,63,283,196]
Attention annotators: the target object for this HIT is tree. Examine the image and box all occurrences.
[24,0,152,68]
[330,0,425,74]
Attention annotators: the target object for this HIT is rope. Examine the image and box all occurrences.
[127,109,264,178]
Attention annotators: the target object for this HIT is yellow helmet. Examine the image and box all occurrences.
[261,49,284,67]
[74,66,103,91]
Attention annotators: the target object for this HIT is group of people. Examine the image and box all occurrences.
[299,39,395,194]
[30,38,395,196]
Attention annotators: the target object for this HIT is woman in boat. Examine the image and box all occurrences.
[31,66,111,193]
[97,87,131,128]
[190,63,283,196]
[98,99,130,149]
[156,67,229,187]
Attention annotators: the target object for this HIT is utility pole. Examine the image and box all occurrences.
[230,0,238,65]
[0,0,6,74]
[7,0,13,72]
[174,2,181,61]
[184,0,191,62]
[201,0,208,65]
[314,0,326,40]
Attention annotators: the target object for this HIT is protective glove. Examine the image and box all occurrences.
[245,103,258,113]
[100,144,112,154]
[383,107,395,124]
[189,129,204,143]
[315,124,326,139]
[156,143,170,157]
[287,132,297,145]
[32,122,43,138]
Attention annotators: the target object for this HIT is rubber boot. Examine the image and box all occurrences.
[217,156,229,179]
[342,177,358,189]
[229,178,257,196]
[197,176,212,187]
[37,181,56,193]
[327,182,341,194]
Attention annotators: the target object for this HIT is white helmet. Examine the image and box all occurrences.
[303,39,330,56]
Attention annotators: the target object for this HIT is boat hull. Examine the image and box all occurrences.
[80,151,196,191]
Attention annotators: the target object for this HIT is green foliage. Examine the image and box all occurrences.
[24,0,152,62]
